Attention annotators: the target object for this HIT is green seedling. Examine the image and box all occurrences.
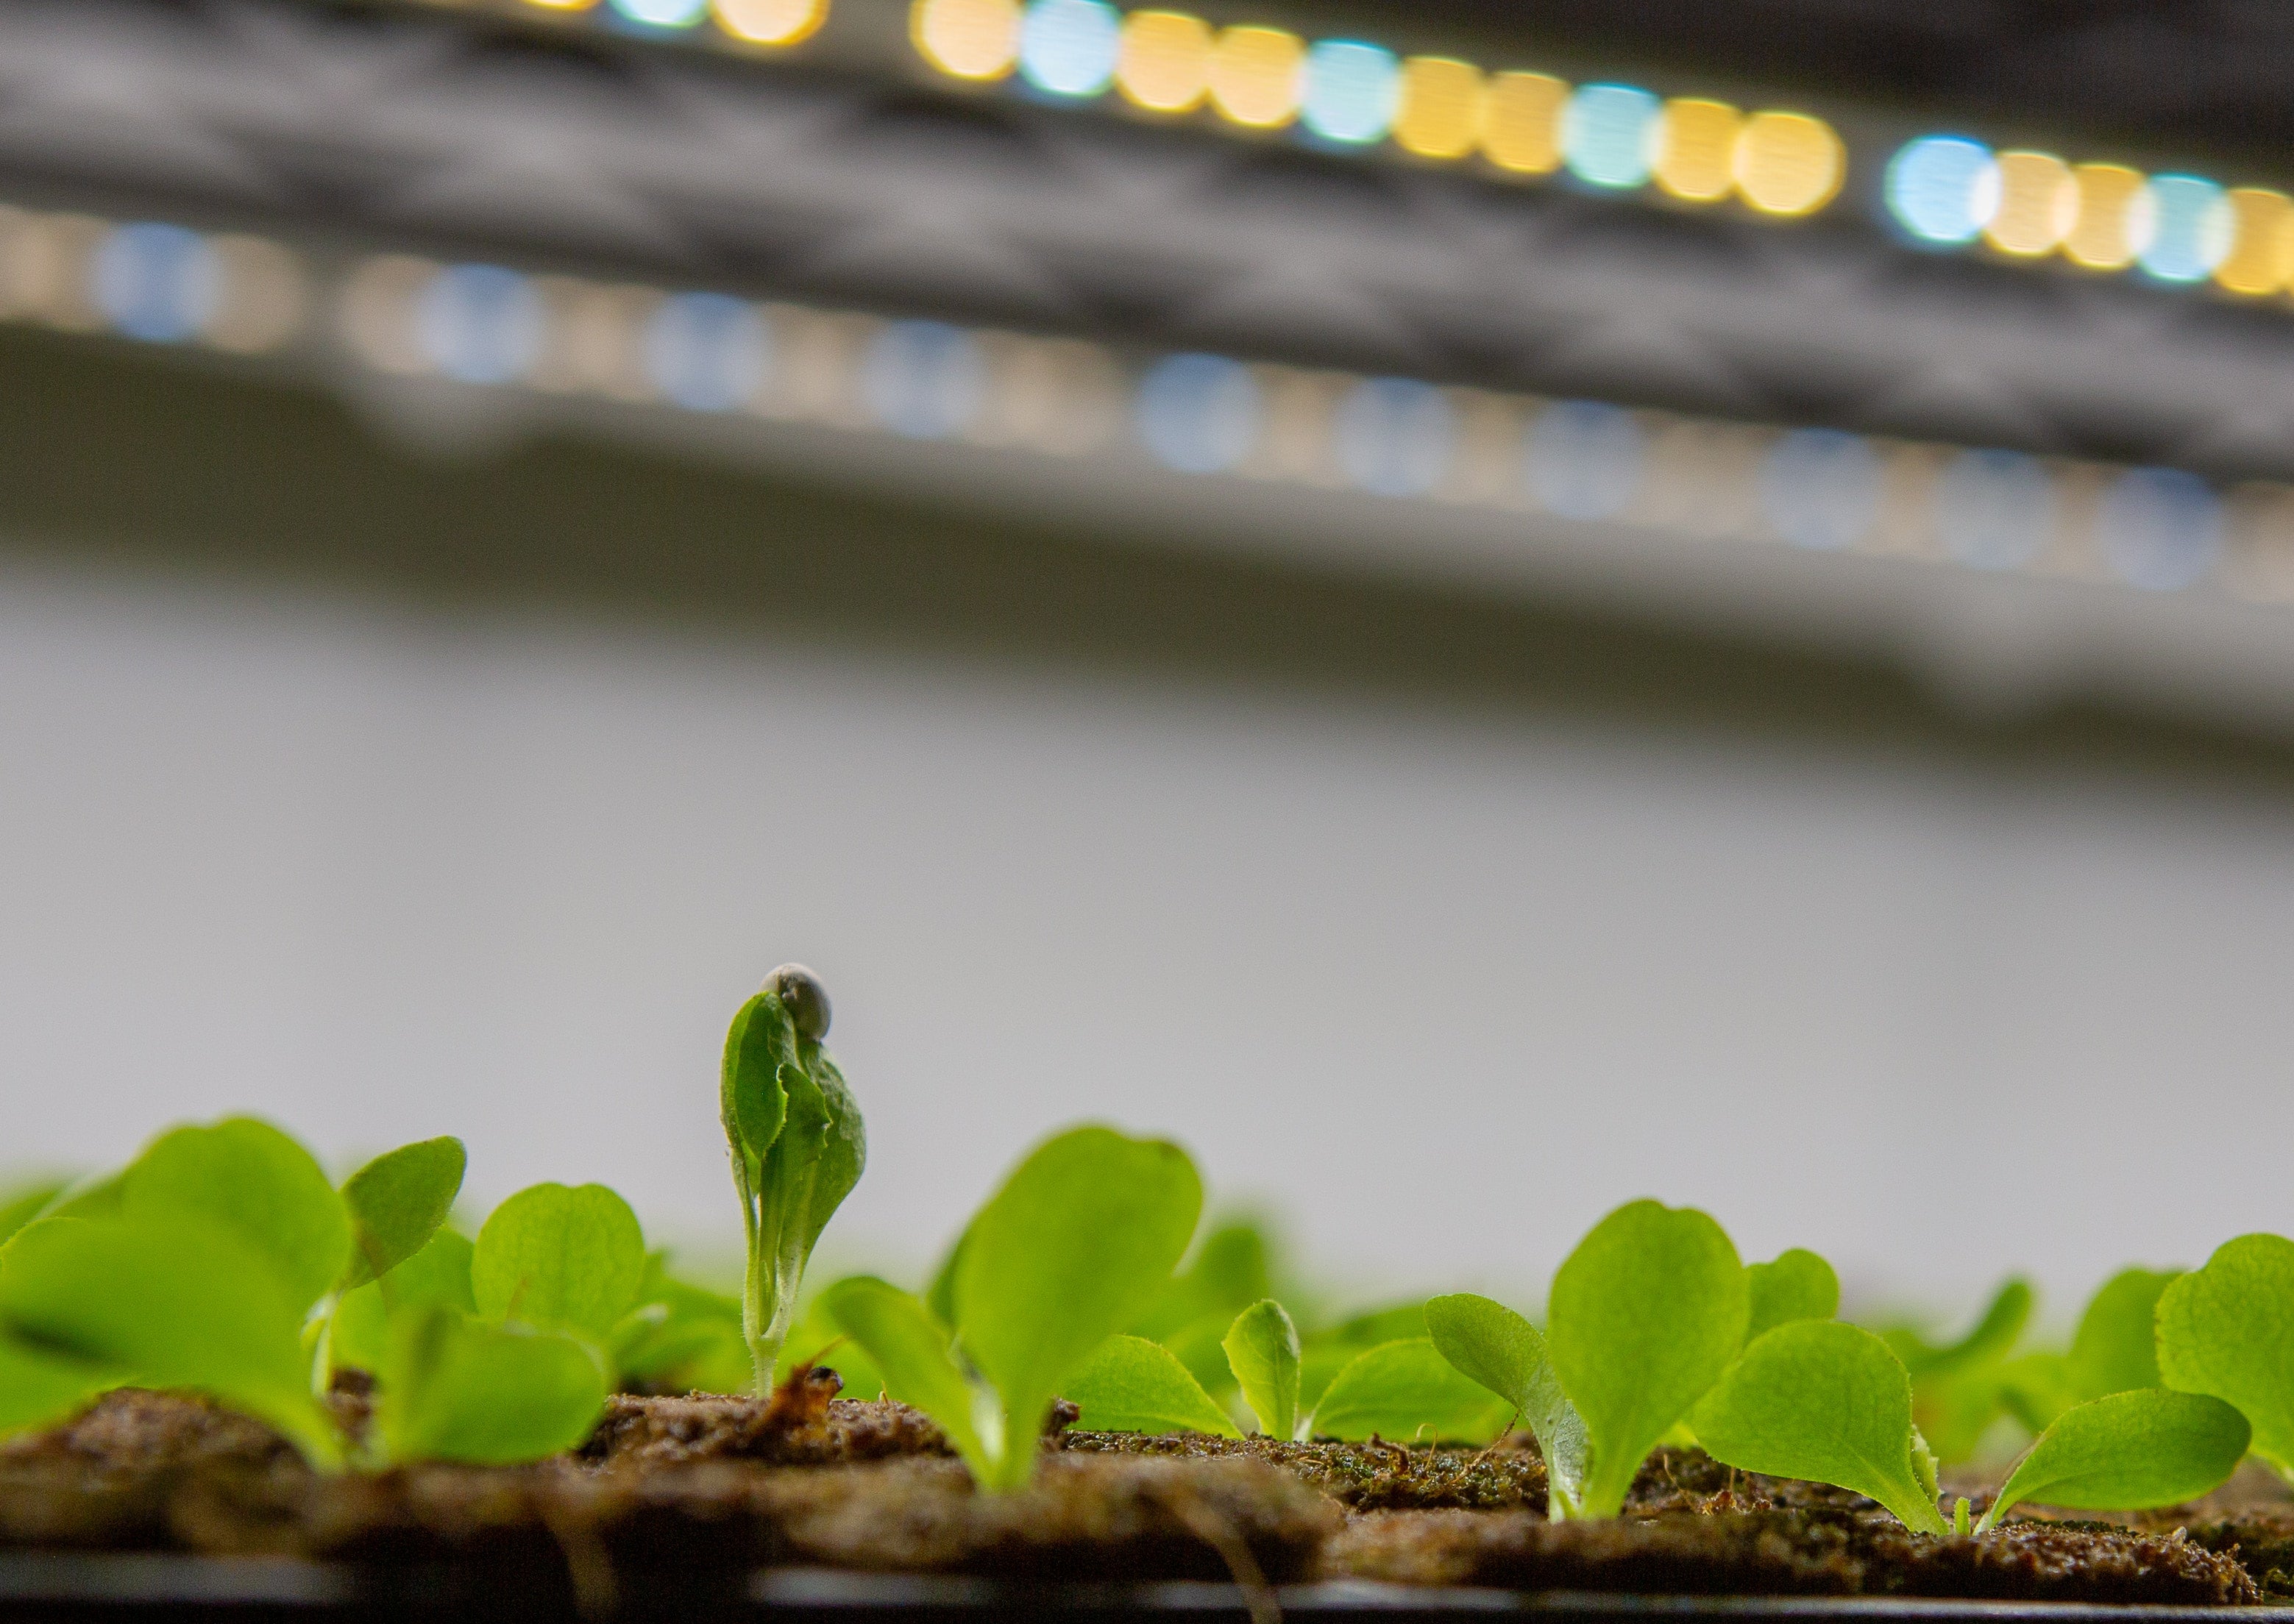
[340,1138,468,1292]
[472,1182,647,1339]
[2156,1232,2294,1484]
[1973,1388,2248,1532]
[720,965,867,1394]
[377,1305,608,1465]
[1309,1337,1512,1444]
[825,1123,1201,1489]
[1224,1299,1302,1442]
[1747,1249,1839,1339]
[0,1208,341,1466]
[329,1230,478,1375]
[1879,1278,2036,1464]
[1426,1292,1588,1516]
[1547,1200,1748,1518]
[121,1118,352,1312]
[2069,1267,2181,1399]
[618,1257,755,1397]
[1691,1320,1947,1534]
[0,1180,68,1250]
[1131,1218,1286,1400]
[1066,1334,1240,1437]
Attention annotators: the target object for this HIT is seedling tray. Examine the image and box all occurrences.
[2,1557,2290,1624]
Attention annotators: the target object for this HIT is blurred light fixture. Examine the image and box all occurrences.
[862,318,986,438]
[1982,151,2076,256]
[1885,136,2000,245]
[1761,428,1881,551]
[912,0,1020,79]
[1479,71,1566,175]
[416,263,546,385]
[1019,0,1121,96]
[1115,10,1212,112]
[1137,352,1261,473]
[91,223,220,344]
[2137,175,2233,284]
[1299,40,1400,145]
[1206,25,1303,129]
[711,0,827,44]
[1392,57,1482,160]
[2099,468,2224,591]
[1561,83,1661,189]
[1527,400,1644,521]
[2062,164,2153,269]
[644,291,770,410]
[2215,189,2294,296]
[1934,449,2054,570]
[1653,99,1739,203]
[608,0,709,28]
[1732,112,1843,216]
[1333,376,1453,496]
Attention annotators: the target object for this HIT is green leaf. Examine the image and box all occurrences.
[2068,1267,2181,1400]
[1310,1336,1513,1444]
[0,1214,338,1467]
[1976,1389,2250,1533]
[2157,1233,2294,1481]
[338,1138,466,1292]
[1691,1320,1946,1534]
[0,1180,68,1249]
[1900,1279,2033,1378]
[774,1287,887,1403]
[1425,1292,1588,1516]
[1746,1249,1839,1340]
[377,1306,606,1465]
[617,1258,753,1396]
[819,1275,992,1480]
[1224,1300,1302,1441]
[951,1125,1201,1488]
[0,1331,116,1441]
[1998,1352,2081,1435]
[1547,1199,1747,1518]
[1066,1334,1240,1437]
[471,1183,646,1342]
[720,991,795,1167]
[328,1230,477,1375]
[118,1118,350,1311]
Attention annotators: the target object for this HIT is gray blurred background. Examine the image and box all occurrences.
[4,0,2292,1321]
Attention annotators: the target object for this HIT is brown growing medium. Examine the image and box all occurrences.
[0,1378,2278,1606]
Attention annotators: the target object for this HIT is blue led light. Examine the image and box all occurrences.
[416,264,544,385]
[1934,449,2053,570]
[862,320,985,440]
[1884,136,2000,245]
[1300,40,1401,145]
[90,222,219,344]
[1019,0,1121,97]
[644,292,769,413]
[2097,467,2222,591]
[2137,175,2231,284]
[1334,377,1453,497]
[1527,401,1644,521]
[608,0,709,26]
[1135,353,1261,474]
[1560,85,1661,189]
[1759,428,1880,550]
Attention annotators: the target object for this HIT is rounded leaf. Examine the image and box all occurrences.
[379,1308,607,1465]
[1549,1200,1747,1517]
[1691,1320,1945,1534]
[472,1183,646,1340]
[953,1125,1201,1485]
[339,1137,467,1291]
[119,1118,350,1311]
[2156,1233,2294,1478]
[1223,1300,1302,1441]
[1986,1389,2250,1526]
[1746,1249,1839,1341]
[2068,1267,2181,1400]
[1310,1337,1512,1444]
[1066,1334,1240,1438]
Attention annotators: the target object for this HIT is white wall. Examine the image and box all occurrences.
[2,558,2289,1326]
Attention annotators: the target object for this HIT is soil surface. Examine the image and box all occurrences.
[0,1378,2284,1609]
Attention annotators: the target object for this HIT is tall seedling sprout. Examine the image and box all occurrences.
[720,964,867,1393]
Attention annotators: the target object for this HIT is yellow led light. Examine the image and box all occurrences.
[1984,151,2077,255]
[1653,99,1739,202]
[1732,111,1843,216]
[714,0,826,44]
[1480,71,1567,175]
[522,0,598,10]
[911,0,1019,80]
[1394,57,1484,160]
[2062,163,2151,268]
[1208,25,1303,129]
[2214,188,2294,295]
[1118,10,1214,113]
